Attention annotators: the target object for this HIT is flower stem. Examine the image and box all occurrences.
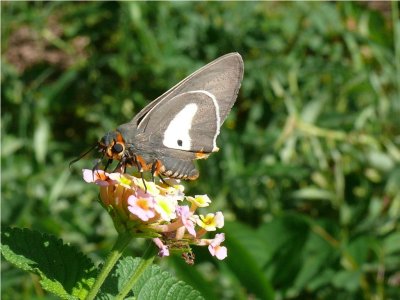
[115,242,157,300]
[86,231,133,300]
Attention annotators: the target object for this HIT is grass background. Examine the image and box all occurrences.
[1,2,400,299]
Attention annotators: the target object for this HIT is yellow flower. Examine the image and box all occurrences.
[195,212,224,231]
[187,194,211,208]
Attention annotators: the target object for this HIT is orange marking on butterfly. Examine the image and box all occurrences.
[103,132,126,160]
[116,132,125,143]
[135,155,150,172]
[195,152,210,159]
[134,156,165,176]
[152,160,165,176]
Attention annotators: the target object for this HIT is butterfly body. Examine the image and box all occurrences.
[98,53,244,180]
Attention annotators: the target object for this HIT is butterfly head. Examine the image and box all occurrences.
[98,131,127,161]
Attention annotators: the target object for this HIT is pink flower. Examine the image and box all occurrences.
[176,206,196,237]
[127,190,156,221]
[82,168,227,263]
[82,169,114,186]
[153,238,170,257]
[208,233,227,260]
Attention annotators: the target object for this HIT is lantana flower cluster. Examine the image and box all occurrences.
[83,169,227,263]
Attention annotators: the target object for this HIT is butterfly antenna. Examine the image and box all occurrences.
[69,144,98,169]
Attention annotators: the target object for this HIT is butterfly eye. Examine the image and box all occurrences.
[112,143,124,154]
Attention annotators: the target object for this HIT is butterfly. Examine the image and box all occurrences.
[89,53,243,180]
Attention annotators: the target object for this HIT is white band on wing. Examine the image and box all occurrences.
[187,90,220,151]
[162,103,198,151]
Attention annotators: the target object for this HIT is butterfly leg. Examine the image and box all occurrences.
[159,175,172,187]
[151,161,158,182]
[92,153,105,180]
[133,155,147,193]
[104,158,113,172]
[113,157,127,173]
[150,160,172,186]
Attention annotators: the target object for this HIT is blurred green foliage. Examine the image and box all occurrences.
[1,1,399,299]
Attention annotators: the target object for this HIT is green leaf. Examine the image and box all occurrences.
[292,225,336,292]
[332,270,361,292]
[301,98,326,123]
[33,119,50,164]
[223,221,275,300]
[225,221,271,266]
[0,135,25,157]
[169,255,219,300]
[345,236,373,266]
[0,227,96,300]
[383,231,400,255]
[291,187,336,201]
[257,214,340,296]
[99,256,204,300]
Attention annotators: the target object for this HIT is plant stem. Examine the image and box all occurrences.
[86,231,133,300]
[115,242,157,300]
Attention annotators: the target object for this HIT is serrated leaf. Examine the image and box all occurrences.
[169,255,218,300]
[0,227,97,300]
[99,256,204,300]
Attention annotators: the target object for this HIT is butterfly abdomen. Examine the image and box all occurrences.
[159,157,199,180]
